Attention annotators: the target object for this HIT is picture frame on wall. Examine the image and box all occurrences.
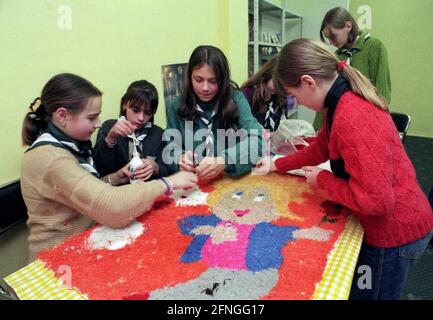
[161,63,188,117]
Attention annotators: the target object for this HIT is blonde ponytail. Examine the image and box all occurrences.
[274,38,388,111]
[340,64,388,111]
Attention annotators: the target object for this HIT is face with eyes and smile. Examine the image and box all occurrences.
[211,186,279,225]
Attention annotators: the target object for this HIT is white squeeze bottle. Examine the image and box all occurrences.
[129,134,143,184]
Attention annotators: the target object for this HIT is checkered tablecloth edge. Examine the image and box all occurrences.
[4,260,85,300]
[312,215,364,300]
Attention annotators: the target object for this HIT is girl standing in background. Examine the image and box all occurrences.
[313,6,391,130]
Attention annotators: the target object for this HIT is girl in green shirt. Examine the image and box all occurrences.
[313,7,391,130]
[164,45,264,180]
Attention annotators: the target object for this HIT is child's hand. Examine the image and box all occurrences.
[106,119,136,145]
[133,159,159,181]
[253,156,277,175]
[195,156,225,180]
[167,171,198,190]
[108,164,130,186]
[179,150,197,173]
[302,166,323,187]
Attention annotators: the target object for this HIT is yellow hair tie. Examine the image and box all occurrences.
[29,97,42,112]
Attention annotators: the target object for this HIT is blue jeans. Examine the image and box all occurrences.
[349,228,433,300]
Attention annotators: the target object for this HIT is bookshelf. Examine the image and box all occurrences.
[248,0,303,75]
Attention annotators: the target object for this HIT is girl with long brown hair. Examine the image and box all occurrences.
[165,45,264,180]
[241,58,295,132]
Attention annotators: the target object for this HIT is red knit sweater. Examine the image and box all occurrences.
[275,92,433,247]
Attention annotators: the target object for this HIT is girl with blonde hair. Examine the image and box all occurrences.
[255,39,433,300]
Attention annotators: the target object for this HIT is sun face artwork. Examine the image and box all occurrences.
[38,173,351,300]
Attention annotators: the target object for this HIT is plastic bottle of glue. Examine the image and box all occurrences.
[129,153,144,184]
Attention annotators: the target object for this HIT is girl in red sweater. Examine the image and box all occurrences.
[255,39,433,300]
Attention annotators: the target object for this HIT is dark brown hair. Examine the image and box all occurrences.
[241,57,286,115]
[178,45,239,130]
[22,73,102,145]
[120,80,158,123]
[320,7,359,48]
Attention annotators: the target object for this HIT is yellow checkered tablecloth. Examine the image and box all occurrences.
[4,215,363,300]
[313,215,364,299]
[4,260,85,300]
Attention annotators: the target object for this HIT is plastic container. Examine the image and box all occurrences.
[129,154,143,184]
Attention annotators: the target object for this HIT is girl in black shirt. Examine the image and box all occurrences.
[93,80,169,182]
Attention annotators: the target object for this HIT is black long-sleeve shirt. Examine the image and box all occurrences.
[93,119,169,179]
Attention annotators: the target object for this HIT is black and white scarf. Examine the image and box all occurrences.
[195,104,217,156]
[28,122,100,177]
[128,122,153,159]
[340,33,371,65]
[264,99,276,131]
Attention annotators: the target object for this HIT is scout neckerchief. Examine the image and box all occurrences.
[264,97,277,131]
[28,122,100,177]
[264,95,294,132]
[128,122,153,159]
[195,104,217,156]
[339,32,371,65]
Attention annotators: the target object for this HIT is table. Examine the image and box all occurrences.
[4,173,363,300]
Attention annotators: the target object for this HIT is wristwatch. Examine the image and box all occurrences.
[159,177,174,196]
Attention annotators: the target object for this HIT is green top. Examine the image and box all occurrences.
[313,31,392,130]
[165,90,264,177]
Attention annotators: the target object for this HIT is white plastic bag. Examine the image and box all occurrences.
[270,119,316,155]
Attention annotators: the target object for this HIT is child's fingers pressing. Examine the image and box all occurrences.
[179,162,195,172]
[197,166,212,178]
[140,171,153,181]
[137,166,153,177]
[255,159,264,168]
